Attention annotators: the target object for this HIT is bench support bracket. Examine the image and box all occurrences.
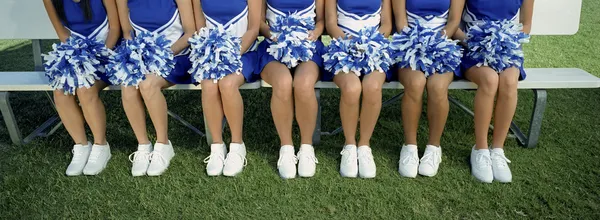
[509,89,547,148]
[0,92,22,145]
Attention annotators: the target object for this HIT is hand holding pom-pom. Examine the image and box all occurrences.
[266,13,316,68]
[466,20,530,72]
[188,26,243,83]
[43,36,110,95]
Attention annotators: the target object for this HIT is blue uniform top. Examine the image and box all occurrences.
[464,0,523,28]
[336,0,382,37]
[202,0,256,50]
[62,0,108,41]
[266,0,316,28]
[406,0,450,31]
[128,0,185,53]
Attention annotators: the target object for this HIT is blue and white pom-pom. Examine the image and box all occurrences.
[188,26,243,83]
[107,31,174,87]
[266,13,316,68]
[323,26,393,76]
[43,36,110,95]
[466,20,530,72]
[390,24,463,76]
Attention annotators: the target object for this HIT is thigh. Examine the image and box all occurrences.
[499,67,520,83]
[362,71,386,88]
[333,72,361,90]
[142,74,174,89]
[261,61,292,86]
[219,73,246,88]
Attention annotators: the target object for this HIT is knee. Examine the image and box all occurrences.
[477,74,499,95]
[293,78,315,98]
[362,80,382,96]
[218,77,240,96]
[76,87,99,105]
[272,77,293,101]
[121,87,140,102]
[139,79,162,98]
[403,77,427,96]
[340,83,362,105]
[201,82,220,97]
[426,81,449,101]
[498,77,518,97]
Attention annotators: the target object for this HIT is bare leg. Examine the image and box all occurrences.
[425,72,454,146]
[76,81,108,145]
[122,86,150,145]
[491,67,520,148]
[333,73,362,145]
[218,73,246,144]
[261,62,294,146]
[201,80,225,144]
[139,75,173,144]
[357,72,386,147]
[53,90,87,145]
[293,61,319,145]
[465,67,500,150]
[398,69,427,145]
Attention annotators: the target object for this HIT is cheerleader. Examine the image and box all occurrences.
[42,0,120,176]
[191,0,261,177]
[323,0,393,178]
[112,0,195,176]
[391,0,464,178]
[257,0,325,179]
[456,0,534,183]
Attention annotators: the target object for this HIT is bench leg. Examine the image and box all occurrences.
[0,92,23,145]
[312,88,321,146]
[167,110,205,137]
[509,89,547,148]
[32,39,44,71]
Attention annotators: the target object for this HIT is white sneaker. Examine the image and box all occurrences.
[66,142,92,176]
[398,144,419,178]
[340,145,358,178]
[277,145,297,179]
[470,146,493,183]
[147,141,175,176]
[491,148,512,183]
[223,143,247,177]
[357,146,376,178]
[418,145,442,177]
[83,143,112,175]
[204,143,227,176]
[297,144,318,178]
[129,143,153,177]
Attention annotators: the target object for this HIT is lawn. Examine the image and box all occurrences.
[1,1,599,219]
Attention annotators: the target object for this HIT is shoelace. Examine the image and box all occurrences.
[87,148,103,163]
[203,152,225,164]
[400,151,419,165]
[491,152,511,168]
[129,151,151,163]
[277,153,298,167]
[340,149,357,164]
[149,151,167,166]
[420,150,441,166]
[358,149,374,163]
[475,152,492,168]
[297,152,319,164]
[71,148,87,162]
[225,152,248,167]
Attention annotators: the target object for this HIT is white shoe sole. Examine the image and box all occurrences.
[207,170,223,177]
[83,154,112,176]
[65,169,84,176]
[340,171,358,178]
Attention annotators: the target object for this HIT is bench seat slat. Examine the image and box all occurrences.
[1,68,598,91]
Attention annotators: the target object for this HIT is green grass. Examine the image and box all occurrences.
[1,1,600,219]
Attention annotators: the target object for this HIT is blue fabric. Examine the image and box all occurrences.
[164,55,193,84]
[337,0,381,16]
[62,0,107,37]
[257,39,325,73]
[201,0,248,25]
[267,0,313,13]
[128,0,178,32]
[406,0,450,18]
[465,0,523,21]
